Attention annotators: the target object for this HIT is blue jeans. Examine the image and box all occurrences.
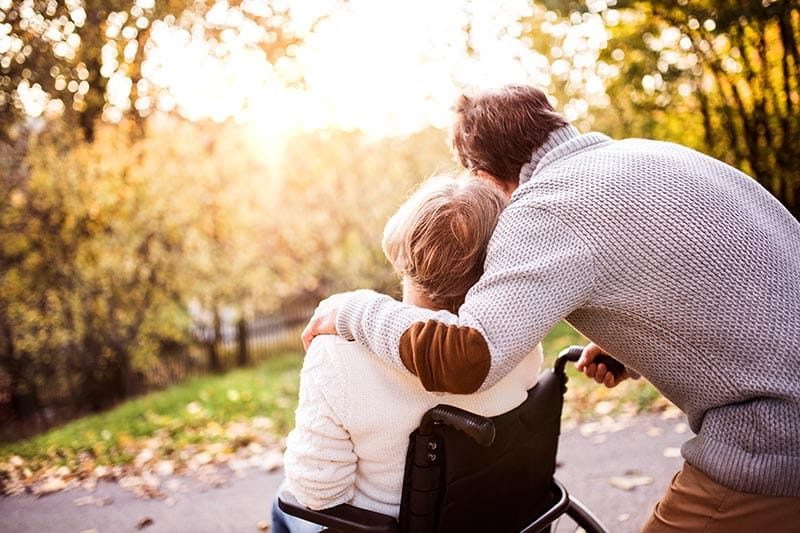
[271,480,324,533]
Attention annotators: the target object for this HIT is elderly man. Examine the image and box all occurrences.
[302,85,800,530]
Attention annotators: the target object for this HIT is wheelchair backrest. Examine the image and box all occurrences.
[398,369,565,533]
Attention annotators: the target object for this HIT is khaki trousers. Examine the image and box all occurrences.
[643,462,800,532]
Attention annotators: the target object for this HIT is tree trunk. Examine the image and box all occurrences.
[237,318,249,367]
[113,343,136,399]
[0,307,40,421]
[207,308,223,373]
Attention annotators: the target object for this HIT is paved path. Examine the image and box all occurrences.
[1,413,689,533]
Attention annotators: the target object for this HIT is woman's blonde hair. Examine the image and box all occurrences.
[382,175,507,314]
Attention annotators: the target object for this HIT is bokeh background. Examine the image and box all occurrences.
[0,0,798,503]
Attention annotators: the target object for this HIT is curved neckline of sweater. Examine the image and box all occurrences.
[518,125,612,185]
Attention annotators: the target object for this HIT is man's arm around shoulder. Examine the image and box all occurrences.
[303,207,597,394]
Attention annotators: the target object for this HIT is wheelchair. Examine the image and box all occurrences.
[278,346,614,532]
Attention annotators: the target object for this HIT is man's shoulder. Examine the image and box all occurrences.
[516,135,728,202]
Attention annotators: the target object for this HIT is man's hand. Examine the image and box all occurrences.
[301,293,350,351]
[575,342,629,388]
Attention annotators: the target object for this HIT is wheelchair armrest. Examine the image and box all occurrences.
[277,490,398,533]
[420,404,496,446]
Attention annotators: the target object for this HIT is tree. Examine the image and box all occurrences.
[530,0,800,217]
[0,121,194,413]
[0,0,308,141]
[0,0,334,420]
[260,128,455,308]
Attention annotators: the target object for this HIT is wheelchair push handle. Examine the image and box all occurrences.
[555,345,627,380]
[420,404,496,447]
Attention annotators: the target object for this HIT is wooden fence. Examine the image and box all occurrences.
[190,307,312,371]
[142,305,314,389]
[0,306,314,437]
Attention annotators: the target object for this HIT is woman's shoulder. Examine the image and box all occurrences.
[306,335,376,364]
[303,335,388,383]
[303,336,412,428]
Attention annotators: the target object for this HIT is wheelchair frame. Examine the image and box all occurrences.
[278,346,611,533]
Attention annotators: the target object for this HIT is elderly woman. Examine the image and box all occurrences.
[271,175,543,532]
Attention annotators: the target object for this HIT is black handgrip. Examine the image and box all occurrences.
[554,345,583,376]
[594,354,627,380]
[420,404,496,447]
[555,345,626,380]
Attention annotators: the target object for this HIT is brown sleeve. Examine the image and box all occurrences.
[398,320,491,394]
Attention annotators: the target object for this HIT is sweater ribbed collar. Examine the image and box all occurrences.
[518,125,612,185]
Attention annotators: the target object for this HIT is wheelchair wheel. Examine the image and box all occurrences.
[561,496,607,533]
[526,483,608,533]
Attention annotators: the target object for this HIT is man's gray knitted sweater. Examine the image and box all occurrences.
[336,125,800,497]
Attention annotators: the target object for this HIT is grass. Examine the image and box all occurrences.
[541,319,587,364]
[0,352,303,468]
[0,322,665,471]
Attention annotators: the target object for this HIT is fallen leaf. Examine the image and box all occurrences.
[247,442,266,454]
[191,451,213,468]
[94,465,112,479]
[594,400,614,415]
[135,448,154,466]
[579,416,630,437]
[74,495,113,507]
[673,422,689,434]
[156,460,174,477]
[561,419,578,433]
[136,516,154,530]
[195,464,227,488]
[609,475,653,491]
[186,402,203,415]
[663,447,681,458]
[119,475,143,490]
[645,426,664,437]
[3,413,288,499]
[252,417,274,430]
[256,520,270,531]
[74,496,95,506]
[96,496,113,507]
[229,458,250,472]
[254,449,283,472]
[660,406,683,420]
[34,477,67,496]
[165,479,183,492]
